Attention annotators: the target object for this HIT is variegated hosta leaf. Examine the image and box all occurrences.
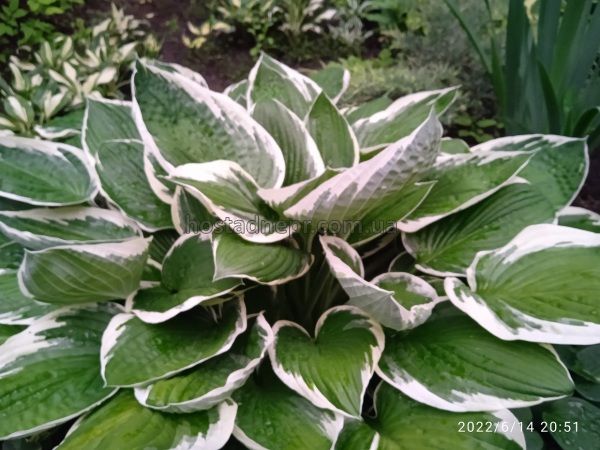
[0,236,23,270]
[306,92,359,168]
[0,304,119,439]
[168,160,294,243]
[147,229,179,264]
[224,79,248,107]
[335,382,526,450]
[0,324,23,345]
[352,87,457,154]
[284,112,442,223]
[171,186,217,236]
[212,230,311,285]
[0,207,142,250]
[130,233,240,323]
[83,97,172,231]
[270,305,384,418]
[233,369,344,450]
[56,392,236,450]
[473,135,588,210]
[403,184,556,276]
[247,53,321,118]
[253,98,325,185]
[132,59,285,189]
[344,94,393,125]
[0,136,96,206]
[309,64,350,104]
[555,345,600,382]
[542,397,600,450]
[377,313,573,412]
[557,206,600,233]
[321,236,441,330]
[445,224,600,344]
[101,298,246,387]
[0,270,57,325]
[398,150,532,232]
[149,60,209,87]
[135,314,272,412]
[18,237,150,304]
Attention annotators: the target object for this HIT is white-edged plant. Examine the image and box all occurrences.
[0,54,598,449]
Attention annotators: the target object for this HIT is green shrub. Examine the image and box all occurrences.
[0,55,598,449]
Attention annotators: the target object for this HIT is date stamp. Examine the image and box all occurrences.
[458,421,579,433]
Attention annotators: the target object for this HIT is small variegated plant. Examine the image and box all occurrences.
[0,54,599,450]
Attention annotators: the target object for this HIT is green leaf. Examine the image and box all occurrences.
[344,94,393,125]
[18,237,150,304]
[474,135,588,210]
[309,65,349,103]
[352,87,457,153]
[441,137,470,154]
[247,53,321,118]
[335,382,525,449]
[399,150,531,232]
[377,314,573,412]
[0,207,142,250]
[321,236,441,330]
[101,298,246,386]
[306,92,359,168]
[130,233,240,323]
[0,323,24,345]
[0,236,24,270]
[445,224,600,344]
[168,160,293,243]
[541,398,600,450]
[83,97,172,231]
[0,304,119,439]
[284,112,442,223]
[253,98,324,185]
[135,314,272,412]
[555,344,600,382]
[557,206,600,233]
[212,230,311,285]
[56,392,236,450]
[133,60,285,189]
[171,186,216,236]
[224,79,248,107]
[0,270,56,324]
[270,306,384,418]
[403,184,556,276]
[233,368,343,450]
[0,136,96,206]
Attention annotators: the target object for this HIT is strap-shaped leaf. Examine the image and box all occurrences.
[557,206,600,233]
[130,233,240,323]
[0,136,96,206]
[284,112,442,223]
[135,314,272,412]
[306,92,359,168]
[247,53,321,117]
[253,99,324,185]
[168,160,294,243]
[541,398,600,450]
[171,186,216,236]
[377,314,573,412]
[270,306,384,418]
[335,382,526,449]
[321,236,441,330]
[133,59,285,189]
[233,369,343,450]
[101,298,246,386]
[473,135,588,210]
[83,97,171,231]
[0,207,142,250]
[398,150,532,232]
[352,87,457,153]
[56,392,236,450]
[403,184,556,276]
[212,230,312,285]
[0,270,56,324]
[309,64,350,103]
[18,237,150,304]
[445,224,600,344]
[0,304,119,439]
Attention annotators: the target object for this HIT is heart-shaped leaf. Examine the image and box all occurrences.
[270,305,384,418]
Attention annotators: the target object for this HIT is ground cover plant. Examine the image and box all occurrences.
[0,55,599,449]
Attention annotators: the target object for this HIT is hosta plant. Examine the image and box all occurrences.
[0,54,599,450]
